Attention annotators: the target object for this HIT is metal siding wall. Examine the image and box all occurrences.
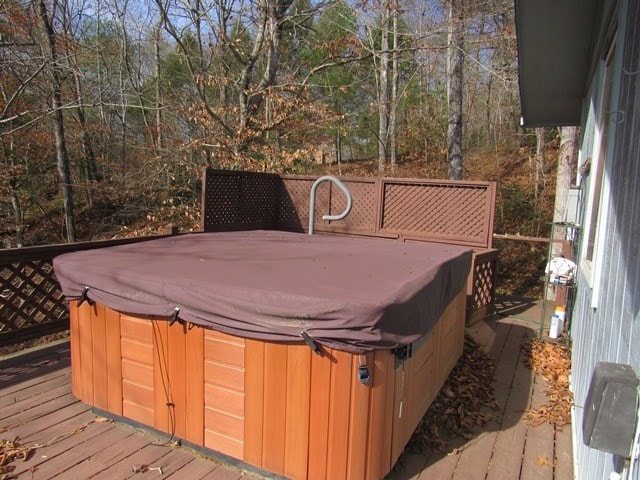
[571,0,640,478]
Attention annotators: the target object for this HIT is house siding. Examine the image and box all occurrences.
[571,0,640,479]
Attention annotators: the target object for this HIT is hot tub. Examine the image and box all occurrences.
[54,230,471,479]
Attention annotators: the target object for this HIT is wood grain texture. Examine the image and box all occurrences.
[283,345,311,479]
[68,288,467,480]
[325,349,352,480]
[167,321,187,438]
[307,345,332,480]
[185,323,205,445]
[204,328,246,458]
[346,353,371,480]
[260,341,288,475]
[77,303,94,405]
[91,303,109,410]
[243,339,265,466]
[69,302,81,399]
[105,306,122,415]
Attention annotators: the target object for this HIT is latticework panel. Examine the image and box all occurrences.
[1,260,67,336]
[381,182,492,247]
[279,178,377,233]
[202,170,279,231]
[202,173,242,228]
[327,180,377,232]
[240,174,280,225]
[472,253,497,311]
[278,178,314,230]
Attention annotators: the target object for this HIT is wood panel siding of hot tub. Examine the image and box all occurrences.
[69,289,465,480]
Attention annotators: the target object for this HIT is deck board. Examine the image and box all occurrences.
[0,305,572,480]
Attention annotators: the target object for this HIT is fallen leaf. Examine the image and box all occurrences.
[536,455,555,466]
[523,339,573,428]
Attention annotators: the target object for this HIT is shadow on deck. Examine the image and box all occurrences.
[0,296,572,480]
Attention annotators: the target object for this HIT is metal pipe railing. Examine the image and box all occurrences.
[308,176,353,235]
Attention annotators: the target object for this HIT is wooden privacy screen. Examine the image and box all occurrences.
[201,169,498,323]
[70,289,466,480]
[202,169,496,249]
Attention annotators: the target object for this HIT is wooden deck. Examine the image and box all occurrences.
[389,296,573,480]
[0,341,263,480]
[0,298,572,480]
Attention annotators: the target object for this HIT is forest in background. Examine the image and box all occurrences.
[0,0,567,296]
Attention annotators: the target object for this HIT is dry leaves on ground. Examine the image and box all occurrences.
[522,338,573,428]
[0,437,33,479]
[407,336,499,454]
[0,417,112,479]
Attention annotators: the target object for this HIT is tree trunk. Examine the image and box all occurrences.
[447,0,464,180]
[389,8,399,173]
[61,3,101,187]
[154,21,163,152]
[37,0,76,242]
[377,3,390,173]
[75,77,100,178]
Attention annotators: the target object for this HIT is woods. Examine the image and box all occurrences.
[1,0,557,283]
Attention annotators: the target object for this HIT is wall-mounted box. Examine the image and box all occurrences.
[564,188,581,225]
[583,362,639,457]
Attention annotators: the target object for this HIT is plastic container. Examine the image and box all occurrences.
[549,315,560,338]
[554,306,566,336]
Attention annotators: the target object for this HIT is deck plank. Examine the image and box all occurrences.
[0,364,71,396]
[554,425,574,480]
[0,382,71,422]
[25,424,144,479]
[484,323,534,480]
[520,375,555,480]
[452,432,498,480]
[200,467,247,480]
[0,370,70,408]
[13,420,117,477]
[163,457,226,479]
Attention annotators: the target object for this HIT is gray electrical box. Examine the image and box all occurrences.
[564,188,581,225]
[583,362,639,457]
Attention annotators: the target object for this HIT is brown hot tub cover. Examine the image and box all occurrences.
[53,230,472,353]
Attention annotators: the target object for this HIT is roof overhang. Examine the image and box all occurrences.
[515,0,601,127]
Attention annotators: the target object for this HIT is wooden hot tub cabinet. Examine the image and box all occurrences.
[69,289,466,480]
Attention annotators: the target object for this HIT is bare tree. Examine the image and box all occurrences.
[376,1,390,173]
[446,0,463,180]
[389,6,399,172]
[154,20,163,151]
[155,0,297,155]
[36,0,76,242]
[60,0,102,194]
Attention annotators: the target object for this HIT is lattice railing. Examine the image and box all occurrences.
[467,249,499,325]
[0,229,177,347]
[1,259,67,339]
